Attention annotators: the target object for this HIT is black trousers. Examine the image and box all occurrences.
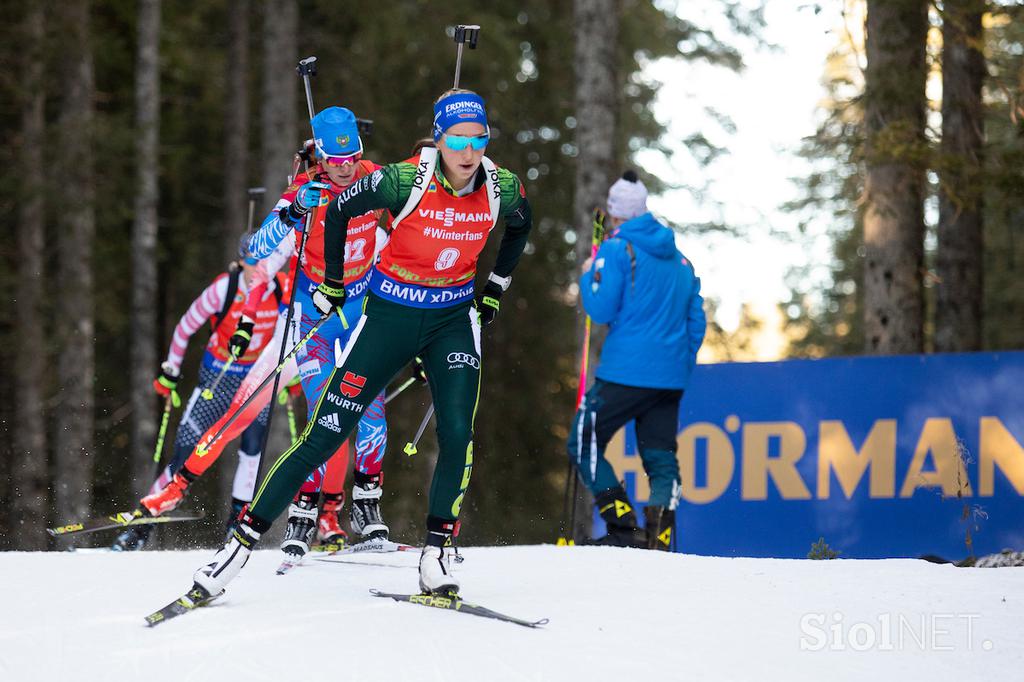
[567,379,683,507]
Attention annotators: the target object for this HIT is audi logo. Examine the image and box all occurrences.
[447,352,480,369]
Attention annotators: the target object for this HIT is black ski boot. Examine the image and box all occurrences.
[111,524,154,551]
[280,491,318,563]
[350,471,389,541]
[644,505,676,551]
[584,486,646,548]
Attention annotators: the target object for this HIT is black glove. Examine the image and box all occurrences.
[152,362,181,401]
[312,281,347,318]
[229,316,255,359]
[475,280,504,327]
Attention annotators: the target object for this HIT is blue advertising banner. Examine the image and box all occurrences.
[603,351,1024,559]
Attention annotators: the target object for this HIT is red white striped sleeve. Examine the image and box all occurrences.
[163,275,229,372]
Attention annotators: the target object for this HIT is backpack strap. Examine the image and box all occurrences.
[391,148,500,231]
[271,272,284,307]
[212,264,242,330]
[480,155,501,230]
[390,146,438,231]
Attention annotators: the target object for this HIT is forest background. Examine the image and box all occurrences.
[0,0,1021,551]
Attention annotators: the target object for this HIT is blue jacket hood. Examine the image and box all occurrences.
[612,212,677,259]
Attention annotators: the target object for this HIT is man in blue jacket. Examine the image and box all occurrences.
[567,170,706,550]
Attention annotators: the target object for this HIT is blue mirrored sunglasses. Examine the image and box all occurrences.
[444,133,489,151]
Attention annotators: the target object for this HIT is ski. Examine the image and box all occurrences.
[313,538,418,569]
[313,538,418,557]
[280,539,418,573]
[315,557,416,570]
[369,589,548,629]
[275,553,304,575]
[144,584,222,627]
[310,541,346,554]
[47,509,205,538]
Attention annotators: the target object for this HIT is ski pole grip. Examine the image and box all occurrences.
[454,24,480,48]
[297,56,318,77]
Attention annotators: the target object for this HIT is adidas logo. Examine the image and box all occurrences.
[317,413,342,433]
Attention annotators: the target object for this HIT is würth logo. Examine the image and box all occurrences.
[340,371,367,398]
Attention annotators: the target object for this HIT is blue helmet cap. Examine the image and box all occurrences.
[311,107,362,158]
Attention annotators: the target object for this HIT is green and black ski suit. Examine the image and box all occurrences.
[247,147,531,531]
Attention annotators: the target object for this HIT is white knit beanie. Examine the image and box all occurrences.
[606,170,648,220]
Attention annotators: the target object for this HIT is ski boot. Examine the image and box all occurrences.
[584,486,647,548]
[419,517,460,595]
[193,520,261,596]
[350,471,389,541]
[111,524,154,551]
[317,491,348,549]
[644,505,676,551]
[279,491,318,566]
[140,469,194,517]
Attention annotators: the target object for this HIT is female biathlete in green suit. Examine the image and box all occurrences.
[188,88,532,598]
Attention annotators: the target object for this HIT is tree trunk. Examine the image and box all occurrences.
[261,0,297,207]
[935,0,986,352]
[221,0,249,512]
[571,0,619,540]
[13,3,49,549]
[862,0,928,354]
[131,0,161,497]
[55,0,96,522]
[224,0,250,260]
[573,0,618,265]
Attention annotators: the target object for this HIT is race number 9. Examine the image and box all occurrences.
[434,247,460,272]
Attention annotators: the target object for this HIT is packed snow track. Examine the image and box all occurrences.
[2,546,1021,681]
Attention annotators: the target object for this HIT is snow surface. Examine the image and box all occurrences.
[2,546,1022,681]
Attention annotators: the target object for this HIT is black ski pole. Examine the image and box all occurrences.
[560,210,607,544]
[193,316,328,457]
[451,24,480,88]
[200,357,235,400]
[558,460,574,544]
[385,376,417,404]
[403,403,434,456]
[385,358,426,404]
[246,186,266,233]
[568,473,579,543]
[248,56,321,489]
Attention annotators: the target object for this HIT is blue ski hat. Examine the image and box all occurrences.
[433,92,488,141]
[311,107,362,158]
